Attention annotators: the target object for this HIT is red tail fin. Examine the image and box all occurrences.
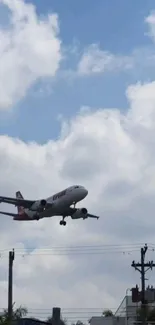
[16,191,25,215]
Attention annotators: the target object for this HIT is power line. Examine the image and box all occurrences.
[0,250,142,257]
[0,243,152,257]
[4,243,148,249]
[0,308,117,312]
[0,242,150,251]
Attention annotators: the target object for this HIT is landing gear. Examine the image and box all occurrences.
[60,220,66,226]
[73,201,76,208]
[60,216,66,226]
[34,215,40,221]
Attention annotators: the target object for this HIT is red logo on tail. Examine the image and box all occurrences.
[16,191,24,216]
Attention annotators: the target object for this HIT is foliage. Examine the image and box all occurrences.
[0,305,28,325]
[71,321,85,325]
[46,316,53,324]
[46,316,67,325]
[102,309,113,317]
[136,306,155,324]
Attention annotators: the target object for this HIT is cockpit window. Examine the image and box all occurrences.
[75,186,80,188]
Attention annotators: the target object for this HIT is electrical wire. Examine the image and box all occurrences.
[0,243,152,257]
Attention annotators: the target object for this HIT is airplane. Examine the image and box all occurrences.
[0,185,99,225]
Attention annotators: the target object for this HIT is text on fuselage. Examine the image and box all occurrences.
[53,190,67,200]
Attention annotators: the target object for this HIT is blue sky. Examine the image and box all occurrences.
[1,0,155,143]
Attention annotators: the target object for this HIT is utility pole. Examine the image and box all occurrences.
[131,244,155,325]
[8,249,15,324]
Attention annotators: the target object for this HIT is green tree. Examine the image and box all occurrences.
[102,309,113,317]
[0,305,28,325]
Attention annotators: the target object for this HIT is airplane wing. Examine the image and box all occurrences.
[66,207,99,219]
[0,196,35,209]
[87,213,99,219]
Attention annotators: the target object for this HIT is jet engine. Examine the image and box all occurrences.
[71,208,88,219]
[31,199,47,211]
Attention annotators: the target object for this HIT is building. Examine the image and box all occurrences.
[89,293,155,325]
[115,294,140,325]
[12,319,48,325]
[89,316,126,325]
[115,293,155,325]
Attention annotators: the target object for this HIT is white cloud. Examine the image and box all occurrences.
[145,11,155,41]
[77,44,133,76]
[76,12,155,78]
[126,81,155,127]
[1,80,155,319]
[0,0,62,110]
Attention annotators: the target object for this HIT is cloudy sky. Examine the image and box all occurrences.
[1,0,155,322]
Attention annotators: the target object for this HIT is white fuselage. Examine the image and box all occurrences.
[25,185,88,218]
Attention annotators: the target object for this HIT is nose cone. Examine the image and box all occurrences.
[75,186,88,201]
[82,188,88,198]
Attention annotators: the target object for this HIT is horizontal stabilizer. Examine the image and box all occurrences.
[0,211,17,217]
